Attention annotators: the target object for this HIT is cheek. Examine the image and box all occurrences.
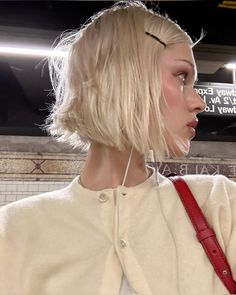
[162,81,183,109]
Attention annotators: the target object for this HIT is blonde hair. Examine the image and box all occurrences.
[44,0,194,160]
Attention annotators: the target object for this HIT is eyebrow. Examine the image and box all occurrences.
[174,59,195,69]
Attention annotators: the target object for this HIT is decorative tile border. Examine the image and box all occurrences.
[149,158,236,181]
[0,152,235,181]
[0,152,86,181]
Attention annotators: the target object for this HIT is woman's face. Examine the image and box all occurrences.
[160,43,206,156]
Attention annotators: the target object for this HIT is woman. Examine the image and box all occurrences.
[0,1,235,294]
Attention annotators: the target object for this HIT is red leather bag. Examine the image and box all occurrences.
[169,175,236,294]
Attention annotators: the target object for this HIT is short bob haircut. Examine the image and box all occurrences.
[44,0,197,161]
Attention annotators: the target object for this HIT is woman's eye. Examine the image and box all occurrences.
[177,72,188,84]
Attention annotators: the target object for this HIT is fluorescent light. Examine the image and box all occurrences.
[225,63,236,69]
[0,45,67,57]
[218,0,236,9]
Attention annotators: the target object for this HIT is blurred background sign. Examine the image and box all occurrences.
[195,83,236,117]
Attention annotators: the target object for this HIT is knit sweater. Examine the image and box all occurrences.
[0,167,235,295]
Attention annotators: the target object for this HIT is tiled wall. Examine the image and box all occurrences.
[0,180,69,207]
[0,150,235,208]
[0,151,86,207]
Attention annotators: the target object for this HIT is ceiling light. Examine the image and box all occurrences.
[218,0,236,9]
[0,45,67,57]
[225,63,236,69]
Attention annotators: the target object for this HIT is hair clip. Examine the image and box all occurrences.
[145,32,166,47]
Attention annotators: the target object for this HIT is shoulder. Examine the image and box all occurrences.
[159,173,235,208]
[0,185,66,212]
[182,174,235,198]
[182,173,235,185]
[0,179,77,232]
[160,173,235,190]
[175,174,236,211]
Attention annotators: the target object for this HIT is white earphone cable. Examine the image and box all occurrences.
[121,147,134,186]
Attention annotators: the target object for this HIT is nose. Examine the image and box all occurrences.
[188,89,206,114]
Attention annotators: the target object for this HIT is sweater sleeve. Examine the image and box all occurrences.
[202,175,236,281]
[0,201,37,295]
[224,177,236,281]
[183,174,236,282]
[0,205,18,293]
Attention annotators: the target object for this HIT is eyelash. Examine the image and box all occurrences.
[177,71,188,84]
[176,71,198,86]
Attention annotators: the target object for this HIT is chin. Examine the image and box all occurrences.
[167,140,190,159]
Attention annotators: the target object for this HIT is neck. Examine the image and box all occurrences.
[79,143,149,190]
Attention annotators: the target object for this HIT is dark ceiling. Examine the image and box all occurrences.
[0,1,235,45]
[0,1,235,141]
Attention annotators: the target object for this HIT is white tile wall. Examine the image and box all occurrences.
[0,181,70,207]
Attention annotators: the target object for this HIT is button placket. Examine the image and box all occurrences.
[116,188,129,251]
[115,187,152,295]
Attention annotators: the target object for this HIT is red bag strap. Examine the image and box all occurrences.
[169,175,236,294]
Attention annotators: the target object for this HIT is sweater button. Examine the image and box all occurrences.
[119,239,127,248]
[98,193,108,203]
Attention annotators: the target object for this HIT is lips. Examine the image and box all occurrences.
[187,119,198,129]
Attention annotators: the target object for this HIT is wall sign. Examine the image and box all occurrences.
[195,83,236,117]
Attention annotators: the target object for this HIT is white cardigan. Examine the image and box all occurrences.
[120,274,132,294]
[0,167,235,295]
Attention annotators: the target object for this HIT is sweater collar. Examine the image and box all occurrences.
[69,166,166,198]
